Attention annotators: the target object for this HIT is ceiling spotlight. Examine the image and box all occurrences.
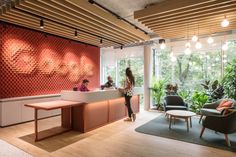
[222,43,228,51]
[207,36,214,44]
[159,39,166,49]
[74,30,78,38]
[184,47,192,55]
[160,43,166,49]
[40,19,44,29]
[120,45,123,49]
[185,42,191,48]
[192,35,198,42]
[221,16,229,27]
[195,41,202,49]
[100,38,103,45]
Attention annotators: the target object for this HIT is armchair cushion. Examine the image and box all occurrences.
[216,100,234,111]
[200,108,221,116]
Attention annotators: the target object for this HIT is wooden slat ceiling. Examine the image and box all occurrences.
[0,0,150,47]
[134,0,236,39]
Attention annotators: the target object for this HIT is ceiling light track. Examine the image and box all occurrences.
[88,0,148,35]
[12,6,123,46]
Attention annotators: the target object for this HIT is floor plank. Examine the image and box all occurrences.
[0,110,234,157]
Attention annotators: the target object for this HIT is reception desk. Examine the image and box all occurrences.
[61,88,143,132]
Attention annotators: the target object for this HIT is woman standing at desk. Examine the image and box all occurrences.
[123,67,136,122]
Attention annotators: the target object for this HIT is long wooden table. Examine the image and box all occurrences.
[25,100,82,141]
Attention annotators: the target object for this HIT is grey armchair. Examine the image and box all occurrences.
[199,99,236,123]
[163,95,188,111]
[200,111,236,147]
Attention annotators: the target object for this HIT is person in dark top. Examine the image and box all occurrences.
[78,79,90,92]
[101,76,116,89]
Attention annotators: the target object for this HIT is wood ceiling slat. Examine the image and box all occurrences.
[134,0,215,19]
[1,13,116,47]
[23,0,138,43]
[152,20,236,33]
[158,26,236,39]
[134,0,236,39]
[16,0,130,45]
[40,0,142,42]
[139,0,235,23]
[149,13,236,29]
[65,0,149,41]
[142,3,236,26]
[1,0,150,47]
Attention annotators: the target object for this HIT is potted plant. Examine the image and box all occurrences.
[151,78,165,110]
[165,83,178,95]
[190,91,208,114]
[222,59,236,100]
[201,80,224,102]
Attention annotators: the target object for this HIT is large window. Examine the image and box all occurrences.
[153,40,236,92]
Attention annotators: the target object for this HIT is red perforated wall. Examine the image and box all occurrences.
[0,23,100,99]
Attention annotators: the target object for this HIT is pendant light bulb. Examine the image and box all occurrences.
[207,36,214,44]
[184,47,192,55]
[195,41,202,49]
[221,18,229,28]
[171,56,176,62]
[185,42,191,48]
[192,35,198,42]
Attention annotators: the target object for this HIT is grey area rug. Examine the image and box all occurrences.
[135,115,236,152]
[0,139,33,157]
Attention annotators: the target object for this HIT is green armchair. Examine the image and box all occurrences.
[199,99,236,123]
[200,110,236,147]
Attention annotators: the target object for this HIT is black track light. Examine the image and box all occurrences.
[88,0,95,4]
[159,39,165,44]
[40,19,44,29]
[120,45,123,50]
[74,30,78,38]
[100,38,103,45]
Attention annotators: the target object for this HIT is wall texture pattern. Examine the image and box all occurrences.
[0,23,100,98]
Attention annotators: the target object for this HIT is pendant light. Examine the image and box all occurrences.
[192,35,198,42]
[195,40,202,49]
[207,36,214,44]
[184,47,192,55]
[221,15,229,28]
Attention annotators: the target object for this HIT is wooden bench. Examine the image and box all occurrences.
[25,100,82,141]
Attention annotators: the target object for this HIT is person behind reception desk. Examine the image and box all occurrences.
[120,67,136,122]
[101,76,116,89]
[78,79,90,92]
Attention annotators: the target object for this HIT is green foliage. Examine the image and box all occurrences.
[201,80,224,102]
[190,91,208,114]
[151,78,165,109]
[222,58,236,100]
[178,89,191,103]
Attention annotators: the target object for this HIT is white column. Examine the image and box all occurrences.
[143,45,152,111]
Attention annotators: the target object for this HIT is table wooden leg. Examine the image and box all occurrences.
[34,109,38,142]
[186,118,189,132]
[173,117,176,125]
[169,115,172,129]
[190,117,192,128]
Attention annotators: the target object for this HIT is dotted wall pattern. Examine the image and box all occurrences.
[0,23,100,99]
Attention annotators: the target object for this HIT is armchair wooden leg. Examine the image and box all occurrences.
[199,115,203,123]
[224,134,231,147]
[200,127,205,138]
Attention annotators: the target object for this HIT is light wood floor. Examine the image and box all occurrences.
[0,110,234,157]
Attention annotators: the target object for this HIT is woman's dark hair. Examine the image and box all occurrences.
[125,67,135,86]
[82,79,89,84]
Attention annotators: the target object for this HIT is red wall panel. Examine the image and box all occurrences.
[0,23,100,98]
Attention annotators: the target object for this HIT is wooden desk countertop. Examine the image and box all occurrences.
[25,100,83,110]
